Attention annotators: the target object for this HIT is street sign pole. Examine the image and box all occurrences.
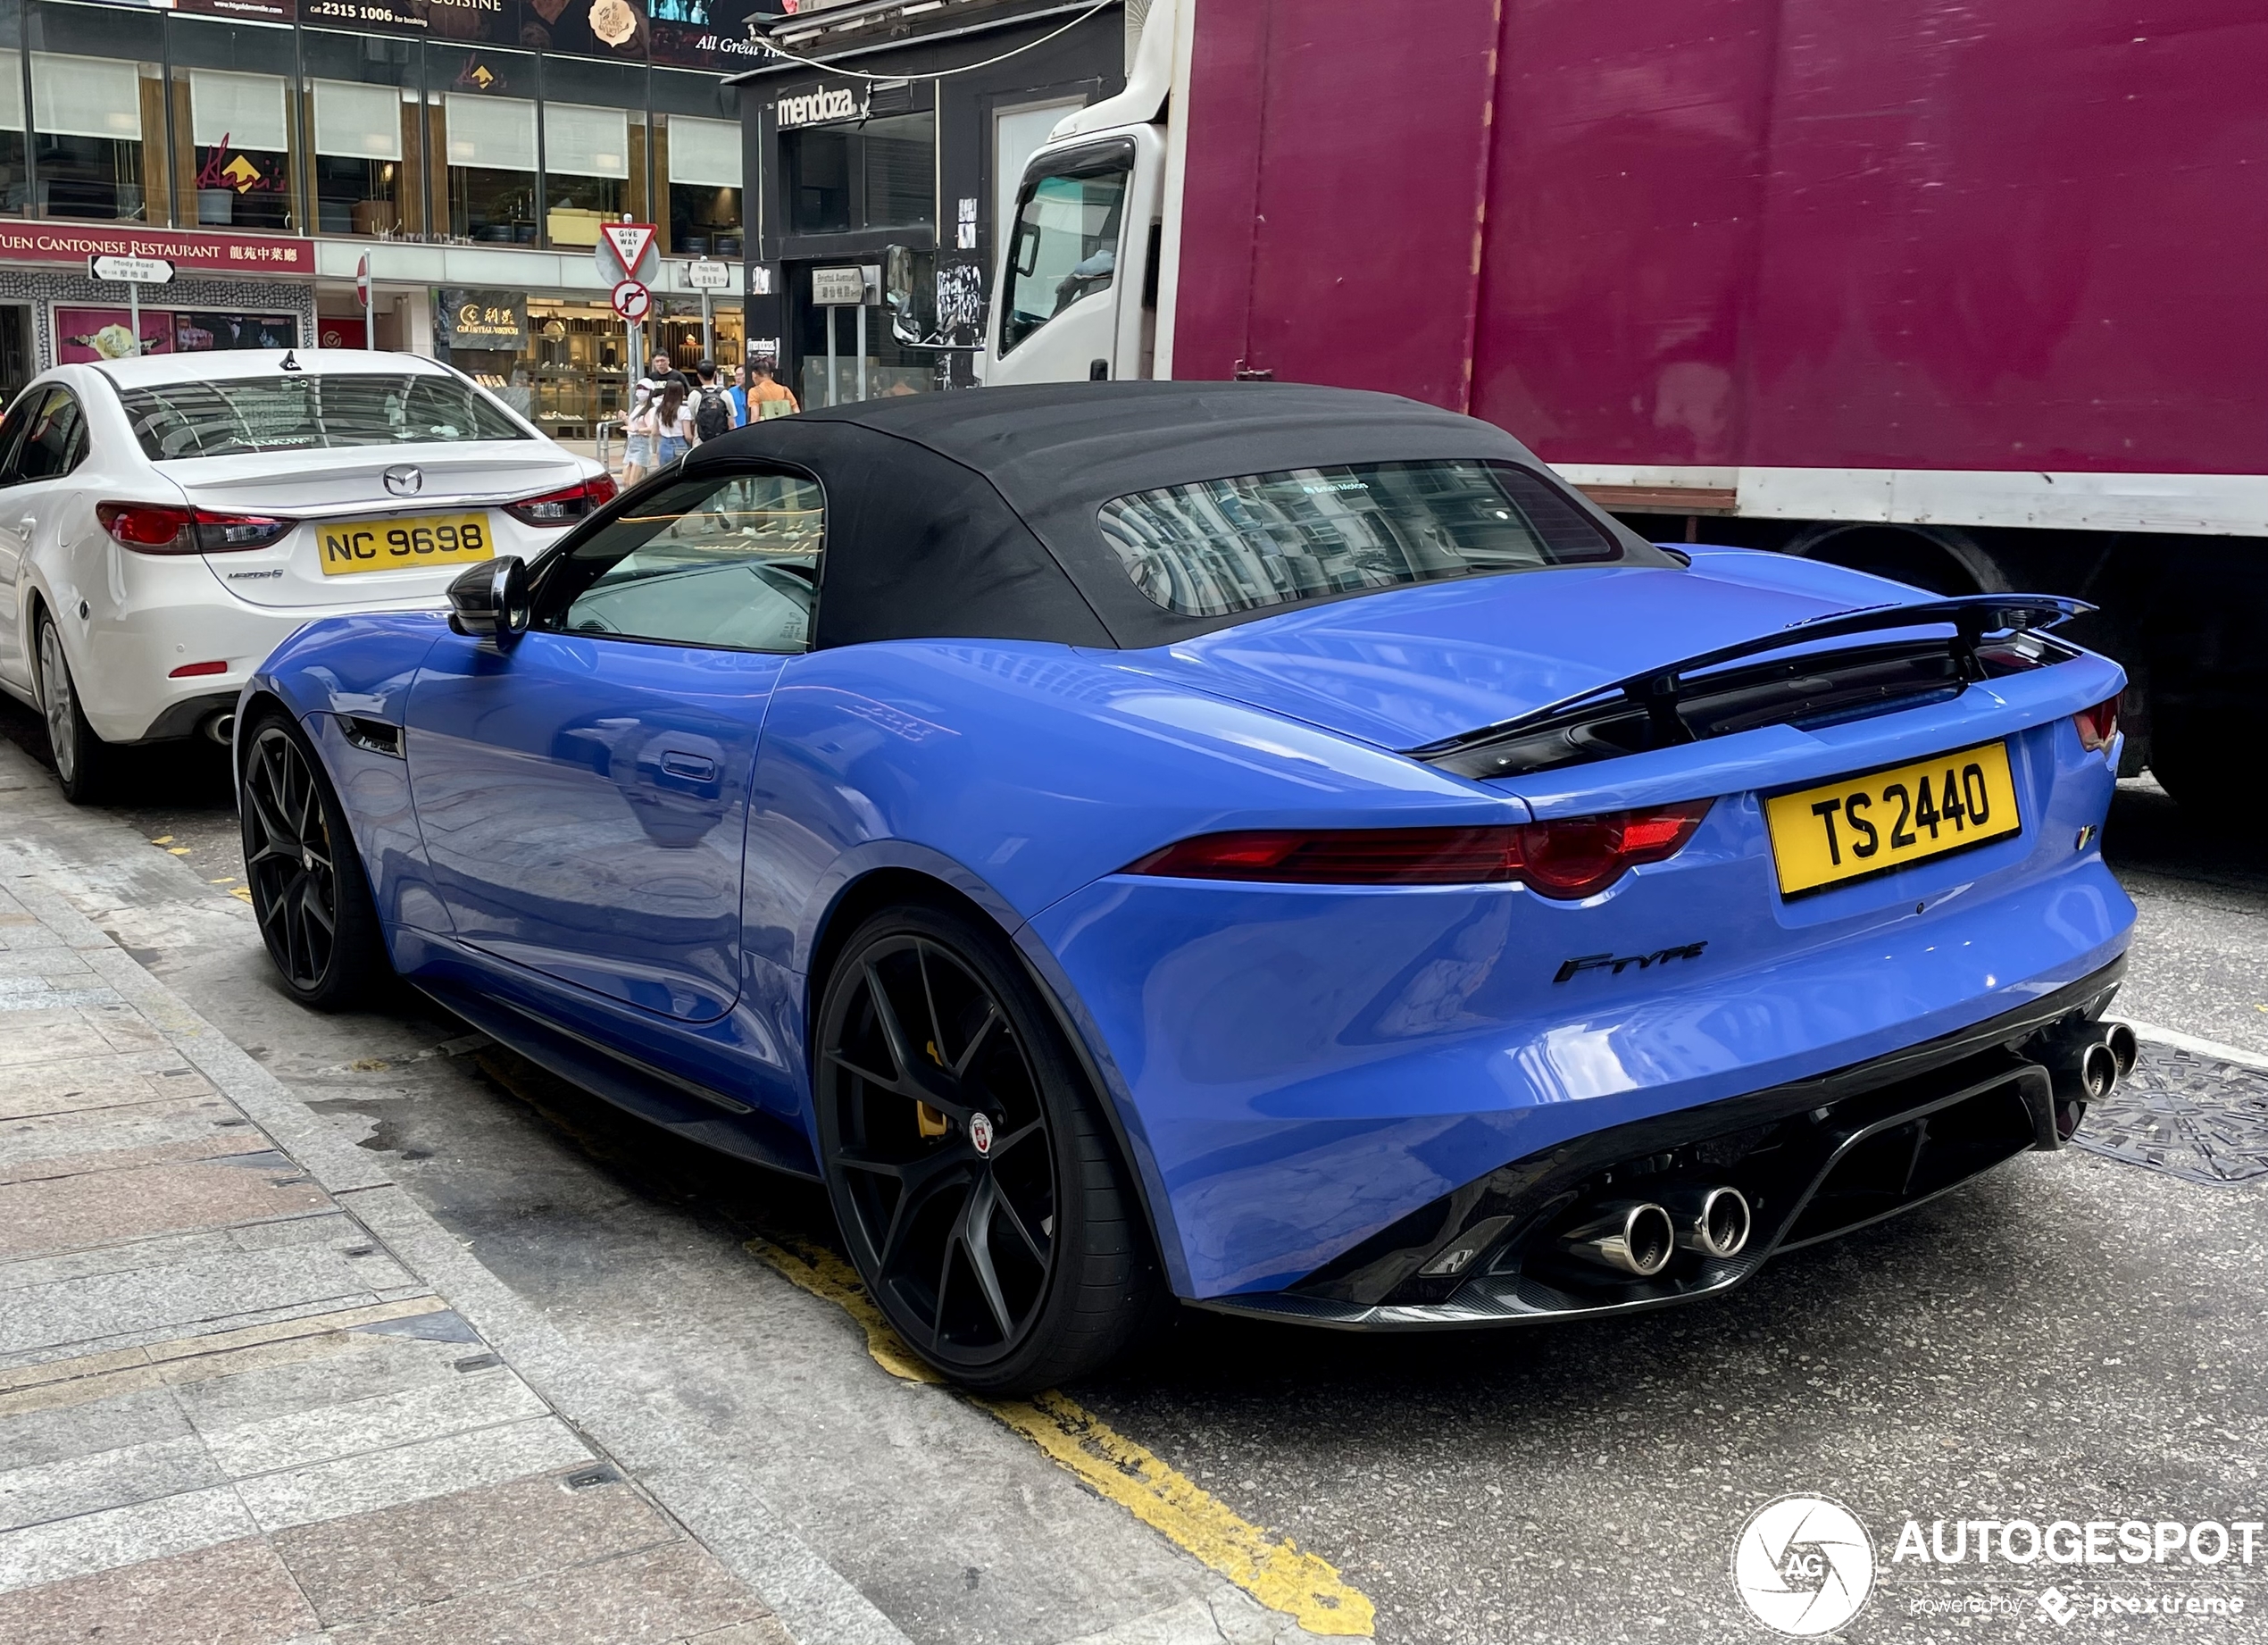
[357,254,373,349]
[88,255,175,355]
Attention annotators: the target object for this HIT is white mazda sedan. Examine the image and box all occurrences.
[0,348,612,800]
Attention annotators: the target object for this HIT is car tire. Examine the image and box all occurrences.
[238,712,392,1009]
[37,613,117,806]
[814,902,1166,1394]
[2147,709,2259,815]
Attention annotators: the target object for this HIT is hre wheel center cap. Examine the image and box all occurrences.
[968,1111,994,1157]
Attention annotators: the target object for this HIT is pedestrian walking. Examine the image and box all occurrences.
[747,357,800,420]
[692,360,738,444]
[655,374,695,465]
[620,357,670,486]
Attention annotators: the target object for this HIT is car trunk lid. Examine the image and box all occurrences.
[172,444,585,608]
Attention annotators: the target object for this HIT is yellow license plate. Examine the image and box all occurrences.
[317,513,496,576]
[1764,739,2022,897]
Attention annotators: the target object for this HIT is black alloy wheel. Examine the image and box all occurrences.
[240,715,389,1008]
[815,905,1163,1392]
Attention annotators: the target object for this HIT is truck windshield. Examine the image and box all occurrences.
[1097,460,1630,619]
[115,375,529,461]
[999,151,1130,355]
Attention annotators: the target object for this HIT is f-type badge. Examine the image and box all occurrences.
[1555,942,1707,983]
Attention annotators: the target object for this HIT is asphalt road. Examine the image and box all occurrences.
[4,697,2264,1645]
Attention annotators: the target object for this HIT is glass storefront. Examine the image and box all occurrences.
[0,0,744,239]
[439,293,741,446]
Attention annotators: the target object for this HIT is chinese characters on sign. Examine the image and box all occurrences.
[437,289,529,348]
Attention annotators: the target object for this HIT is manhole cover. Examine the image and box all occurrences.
[2072,1042,2268,1185]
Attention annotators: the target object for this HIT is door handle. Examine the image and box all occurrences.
[658,751,718,781]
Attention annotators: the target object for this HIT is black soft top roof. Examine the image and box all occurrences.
[680,381,1663,651]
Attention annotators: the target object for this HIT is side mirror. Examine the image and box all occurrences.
[447,555,529,646]
[883,244,936,345]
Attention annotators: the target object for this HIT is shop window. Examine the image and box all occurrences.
[543,103,630,246]
[787,111,931,238]
[652,68,738,256]
[429,46,536,244]
[1,29,24,216]
[29,50,158,221]
[540,56,644,249]
[304,31,421,238]
[169,17,297,233]
[663,114,739,258]
[183,70,293,230]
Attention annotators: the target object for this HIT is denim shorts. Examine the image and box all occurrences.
[624,432,655,466]
[656,435,689,465]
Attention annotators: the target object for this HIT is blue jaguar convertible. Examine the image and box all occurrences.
[241,384,2136,1391]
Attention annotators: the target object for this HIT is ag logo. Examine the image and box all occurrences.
[1731,1494,1874,1636]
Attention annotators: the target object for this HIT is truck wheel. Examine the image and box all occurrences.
[2147,711,2260,814]
[813,902,1165,1394]
[37,614,118,806]
[239,713,393,1008]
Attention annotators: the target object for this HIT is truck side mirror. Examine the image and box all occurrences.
[883,245,937,345]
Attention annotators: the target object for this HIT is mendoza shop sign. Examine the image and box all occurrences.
[0,224,313,275]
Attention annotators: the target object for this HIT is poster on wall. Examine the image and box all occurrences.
[54,309,171,363]
[176,313,301,352]
[649,0,774,70]
[523,0,650,61]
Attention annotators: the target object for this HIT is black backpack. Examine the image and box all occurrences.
[694,384,733,440]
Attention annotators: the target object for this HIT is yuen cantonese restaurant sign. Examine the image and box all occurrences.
[0,224,314,276]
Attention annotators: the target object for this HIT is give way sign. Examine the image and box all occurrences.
[596,223,659,285]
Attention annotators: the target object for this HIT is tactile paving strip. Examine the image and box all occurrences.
[2072,1042,2268,1185]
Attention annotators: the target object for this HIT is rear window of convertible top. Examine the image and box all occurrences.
[1097,459,1629,620]
[116,375,530,462]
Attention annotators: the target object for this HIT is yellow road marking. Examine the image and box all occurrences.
[168,847,191,856]
[747,1235,1376,1637]
[150,835,173,845]
[229,886,252,904]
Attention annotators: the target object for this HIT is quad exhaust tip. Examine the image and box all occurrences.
[1663,1184,1752,1259]
[1562,1200,1677,1278]
[2104,1020,2139,1079]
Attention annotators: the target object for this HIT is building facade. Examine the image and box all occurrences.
[0,0,779,429]
[731,0,1126,405]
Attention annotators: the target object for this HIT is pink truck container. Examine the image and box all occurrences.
[981,0,2268,811]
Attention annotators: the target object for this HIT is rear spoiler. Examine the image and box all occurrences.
[1410,593,2092,764]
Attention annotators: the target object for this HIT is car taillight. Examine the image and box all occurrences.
[504,475,617,525]
[2073,693,2121,752]
[96,503,292,555]
[1121,800,1714,900]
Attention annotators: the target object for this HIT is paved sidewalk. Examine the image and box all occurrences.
[0,879,795,1645]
